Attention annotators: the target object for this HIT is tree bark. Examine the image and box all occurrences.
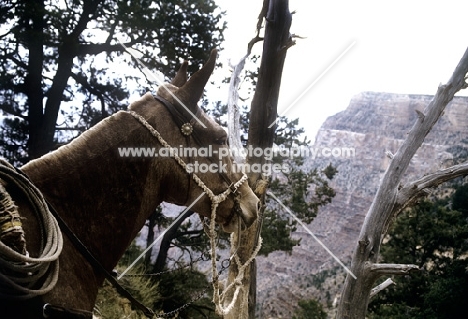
[145,212,158,265]
[40,42,76,156]
[23,0,45,159]
[336,46,468,319]
[152,210,195,274]
[247,0,293,180]
[224,1,293,318]
[27,0,102,158]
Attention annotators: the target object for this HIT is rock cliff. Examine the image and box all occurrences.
[256,91,468,318]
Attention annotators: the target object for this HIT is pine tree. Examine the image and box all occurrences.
[260,116,336,256]
[368,185,468,319]
[292,299,327,319]
[0,0,225,163]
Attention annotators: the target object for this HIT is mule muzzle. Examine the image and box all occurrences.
[237,195,259,229]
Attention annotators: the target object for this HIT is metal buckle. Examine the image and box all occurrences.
[180,123,193,136]
[228,183,239,195]
[42,304,50,318]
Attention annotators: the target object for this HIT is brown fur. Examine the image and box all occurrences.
[0,52,258,317]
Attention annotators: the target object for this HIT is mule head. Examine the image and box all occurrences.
[155,49,258,232]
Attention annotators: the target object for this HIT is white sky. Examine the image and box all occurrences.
[215,0,468,141]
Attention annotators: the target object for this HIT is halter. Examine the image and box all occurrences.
[127,107,247,226]
[129,94,246,217]
[152,95,243,196]
[128,95,262,316]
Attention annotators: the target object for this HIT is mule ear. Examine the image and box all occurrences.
[171,61,188,87]
[177,49,217,110]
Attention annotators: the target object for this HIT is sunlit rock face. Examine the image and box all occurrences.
[256,92,468,318]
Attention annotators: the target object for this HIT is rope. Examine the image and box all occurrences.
[0,159,63,300]
[0,182,26,255]
[128,111,262,316]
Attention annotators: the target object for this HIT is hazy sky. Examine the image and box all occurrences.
[215,0,468,141]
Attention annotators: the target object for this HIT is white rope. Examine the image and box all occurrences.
[128,111,261,316]
[127,110,245,204]
[0,159,63,300]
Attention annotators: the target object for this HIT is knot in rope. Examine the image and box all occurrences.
[0,159,63,300]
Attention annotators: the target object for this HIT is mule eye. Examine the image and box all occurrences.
[215,137,227,145]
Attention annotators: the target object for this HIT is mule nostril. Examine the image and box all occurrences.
[257,200,261,211]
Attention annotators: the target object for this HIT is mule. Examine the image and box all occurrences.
[0,49,258,318]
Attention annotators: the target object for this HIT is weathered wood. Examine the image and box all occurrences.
[224,0,293,318]
[367,263,420,276]
[247,0,293,182]
[336,46,468,318]
[396,162,468,208]
[369,278,395,298]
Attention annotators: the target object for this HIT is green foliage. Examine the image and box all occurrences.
[96,242,219,318]
[292,299,327,319]
[322,163,338,180]
[260,162,336,256]
[94,266,160,319]
[0,117,29,165]
[154,267,220,319]
[260,208,300,255]
[250,114,336,255]
[0,0,225,162]
[274,116,310,150]
[446,138,468,164]
[95,244,161,318]
[368,184,468,319]
[452,183,468,216]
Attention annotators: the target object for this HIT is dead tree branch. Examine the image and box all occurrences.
[367,263,420,276]
[369,278,395,299]
[225,1,293,318]
[336,45,468,319]
[396,162,468,208]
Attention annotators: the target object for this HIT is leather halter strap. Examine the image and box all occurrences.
[152,94,195,205]
[152,94,241,196]
[153,95,202,145]
[148,95,243,227]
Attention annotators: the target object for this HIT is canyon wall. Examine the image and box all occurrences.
[256,91,468,318]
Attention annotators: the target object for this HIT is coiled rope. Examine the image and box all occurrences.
[0,182,26,255]
[0,159,63,300]
[128,111,262,317]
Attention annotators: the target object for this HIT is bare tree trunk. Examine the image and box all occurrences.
[247,0,293,174]
[224,1,293,318]
[336,46,468,318]
[23,0,45,159]
[10,1,50,158]
[24,0,101,159]
[152,210,195,273]
[145,212,157,265]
